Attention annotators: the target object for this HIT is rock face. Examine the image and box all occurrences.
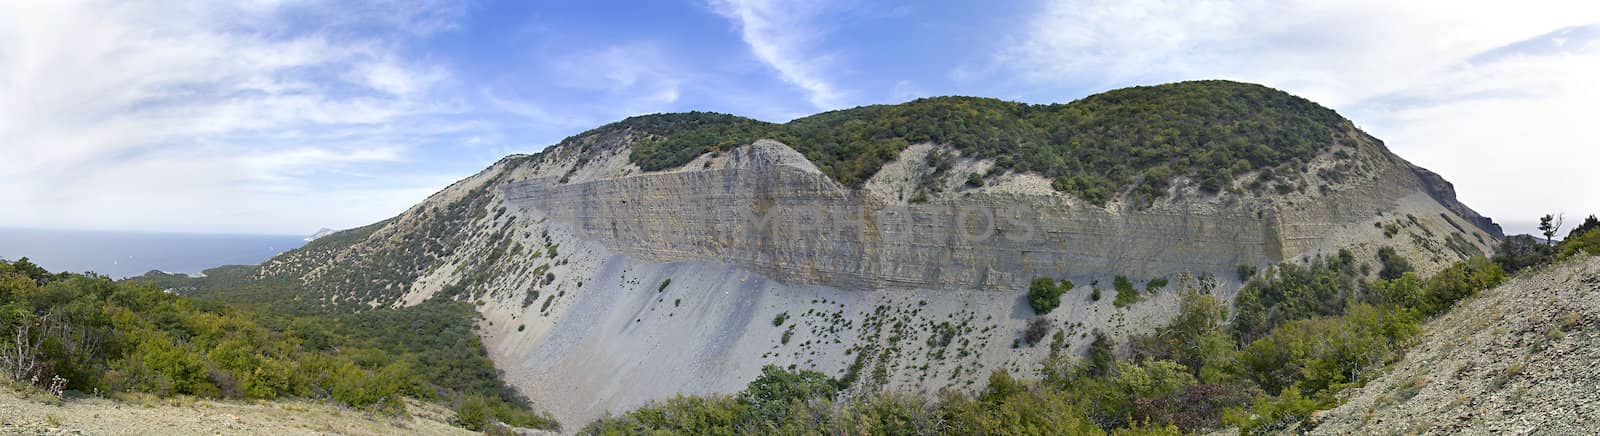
[243,86,1504,428]
[1410,164,1505,238]
[501,131,1484,294]
[506,140,1274,291]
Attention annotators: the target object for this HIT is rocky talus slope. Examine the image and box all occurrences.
[231,82,1502,427]
[1310,256,1600,435]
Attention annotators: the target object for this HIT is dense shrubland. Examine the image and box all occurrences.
[567,80,1351,206]
[585,248,1513,435]
[0,258,555,432]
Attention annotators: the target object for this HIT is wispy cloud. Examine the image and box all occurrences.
[987,0,1600,234]
[708,0,847,109]
[0,1,474,234]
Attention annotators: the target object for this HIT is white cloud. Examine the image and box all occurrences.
[708,0,848,109]
[993,0,1600,234]
[0,0,473,234]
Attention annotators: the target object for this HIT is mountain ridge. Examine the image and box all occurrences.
[160,80,1504,427]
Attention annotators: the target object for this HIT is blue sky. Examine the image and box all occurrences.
[2,0,1597,236]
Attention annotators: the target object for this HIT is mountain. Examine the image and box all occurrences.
[305,228,339,242]
[179,80,1503,427]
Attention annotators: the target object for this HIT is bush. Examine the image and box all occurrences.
[585,395,744,435]
[1228,386,1322,435]
[1231,256,1358,342]
[1145,277,1169,293]
[587,256,1508,435]
[1559,226,1600,259]
[965,173,985,188]
[1113,276,1140,308]
[1236,265,1257,281]
[737,365,837,427]
[1494,234,1553,273]
[455,394,560,431]
[1022,317,1052,347]
[0,260,555,432]
[1376,247,1413,280]
[1027,278,1070,314]
[581,81,1347,205]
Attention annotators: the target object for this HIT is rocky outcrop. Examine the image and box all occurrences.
[503,132,1487,293]
[471,130,1503,426]
[1410,164,1505,238]
[242,87,1507,429]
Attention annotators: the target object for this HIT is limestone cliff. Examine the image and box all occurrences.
[244,81,1501,427]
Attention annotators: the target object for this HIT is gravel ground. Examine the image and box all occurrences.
[0,388,471,436]
[1311,256,1600,435]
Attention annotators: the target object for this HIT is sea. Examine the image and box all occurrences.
[0,228,307,279]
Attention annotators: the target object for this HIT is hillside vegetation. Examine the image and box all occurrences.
[570,80,1350,205]
[583,249,1509,434]
[0,258,555,432]
[583,216,1600,434]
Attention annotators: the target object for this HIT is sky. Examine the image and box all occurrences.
[1,0,1596,236]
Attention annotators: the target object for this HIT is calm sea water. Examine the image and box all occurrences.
[0,228,306,278]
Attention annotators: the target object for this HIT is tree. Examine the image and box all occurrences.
[737,365,837,427]
[1539,213,1564,246]
[1568,214,1599,241]
[1492,234,1553,273]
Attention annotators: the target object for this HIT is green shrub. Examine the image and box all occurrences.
[1236,265,1257,281]
[577,81,1347,205]
[585,256,1507,435]
[1231,256,1358,342]
[965,173,985,188]
[1145,277,1169,293]
[1377,247,1412,280]
[584,395,744,435]
[737,365,837,428]
[1113,276,1140,308]
[0,260,555,432]
[454,394,560,431]
[1027,278,1070,314]
[1494,234,1554,273]
[1559,226,1600,259]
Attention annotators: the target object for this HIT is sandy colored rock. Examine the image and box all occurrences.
[0,389,472,436]
[248,122,1501,429]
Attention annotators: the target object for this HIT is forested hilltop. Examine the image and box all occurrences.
[566,80,1350,205]
[0,258,557,433]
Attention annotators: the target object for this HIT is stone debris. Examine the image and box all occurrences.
[1312,256,1600,435]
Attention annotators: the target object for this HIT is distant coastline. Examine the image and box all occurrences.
[0,227,305,279]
